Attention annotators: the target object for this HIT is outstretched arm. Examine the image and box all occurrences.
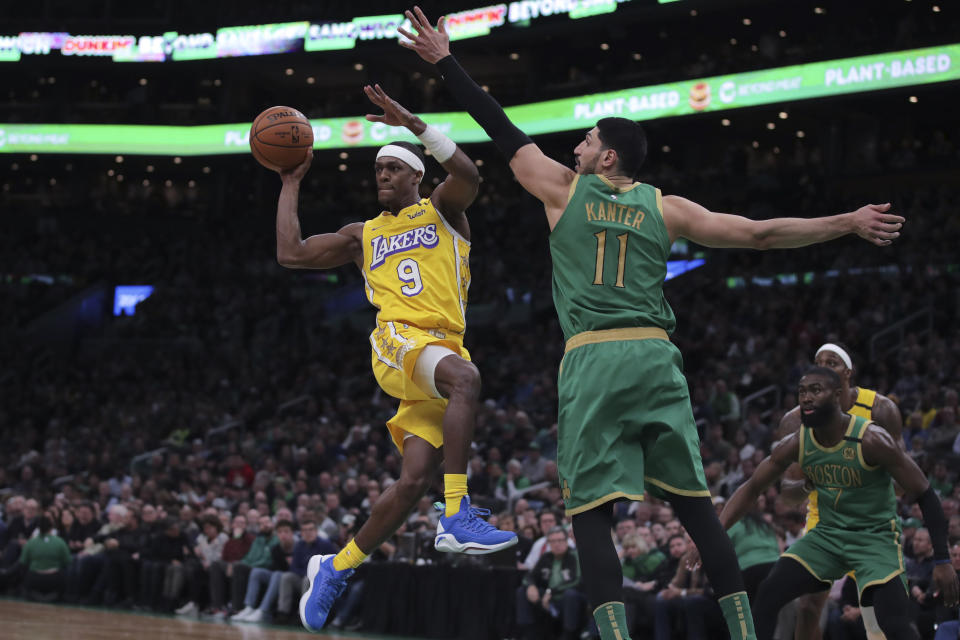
[399,7,575,227]
[661,195,904,249]
[363,83,478,236]
[275,151,363,269]
[720,433,800,529]
[774,409,811,506]
[863,426,958,607]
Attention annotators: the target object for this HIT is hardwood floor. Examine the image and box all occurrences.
[0,599,411,640]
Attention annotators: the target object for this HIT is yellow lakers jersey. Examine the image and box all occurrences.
[805,387,878,530]
[361,197,471,335]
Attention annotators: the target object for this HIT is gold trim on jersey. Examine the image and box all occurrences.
[809,415,857,453]
[798,427,807,469]
[655,188,664,216]
[856,419,880,471]
[644,476,712,498]
[567,174,581,205]
[565,490,645,516]
[782,552,832,585]
[597,174,642,193]
[565,327,669,354]
[856,519,905,597]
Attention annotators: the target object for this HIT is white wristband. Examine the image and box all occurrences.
[416,124,457,163]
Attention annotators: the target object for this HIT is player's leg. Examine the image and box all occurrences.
[668,494,755,640]
[352,436,442,553]
[302,437,441,631]
[636,339,756,639]
[859,607,889,640]
[752,557,832,640]
[861,580,918,640]
[558,342,649,640]
[572,501,632,640]
[428,347,479,516]
[794,590,828,640]
[421,346,516,553]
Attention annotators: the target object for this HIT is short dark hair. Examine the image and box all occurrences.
[388,141,425,172]
[202,515,222,532]
[596,117,647,180]
[667,533,686,545]
[803,366,842,390]
[275,520,294,532]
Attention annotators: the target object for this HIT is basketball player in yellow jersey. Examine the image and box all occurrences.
[275,84,516,632]
[776,343,903,640]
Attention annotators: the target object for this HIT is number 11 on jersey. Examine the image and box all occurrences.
[593,230,628,288]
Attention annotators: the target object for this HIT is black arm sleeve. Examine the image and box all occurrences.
[435,54,533,160]
[917,486,950,561]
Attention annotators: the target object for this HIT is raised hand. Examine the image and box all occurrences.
[363,84,424,134]
[850,203,904,246]
[397,6,450,64]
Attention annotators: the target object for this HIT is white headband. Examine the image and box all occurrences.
[377,144,424,174]
[815,343,853,370]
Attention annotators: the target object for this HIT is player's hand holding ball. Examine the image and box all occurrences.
[279,149,312,184]
[249,105,314,172]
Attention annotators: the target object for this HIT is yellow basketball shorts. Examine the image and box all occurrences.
[369,321,470,455]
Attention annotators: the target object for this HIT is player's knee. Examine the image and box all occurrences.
[395,473,430,502]
[448,361,481,400]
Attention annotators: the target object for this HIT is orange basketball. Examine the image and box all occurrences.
[249,106,314,171]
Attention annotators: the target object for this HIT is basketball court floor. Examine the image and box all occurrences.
[0,599,421,640]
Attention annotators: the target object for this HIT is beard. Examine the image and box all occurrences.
[577,155,599,175]
[803,403,836,429]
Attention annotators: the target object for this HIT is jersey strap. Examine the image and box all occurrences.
[851,387,877,416]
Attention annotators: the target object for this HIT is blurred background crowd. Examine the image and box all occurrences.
[2,0,960,638]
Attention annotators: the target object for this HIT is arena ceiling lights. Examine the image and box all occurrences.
[0,44,956,155]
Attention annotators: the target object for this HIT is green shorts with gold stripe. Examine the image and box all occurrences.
[557,328,710,516]
[782,521,906,600]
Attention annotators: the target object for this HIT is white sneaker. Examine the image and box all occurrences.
[246,609,265,623]
[175,601,198,616]
[231,606,255,621]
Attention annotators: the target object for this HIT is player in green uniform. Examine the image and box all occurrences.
[698,367,959,639]
[398,8,907,640]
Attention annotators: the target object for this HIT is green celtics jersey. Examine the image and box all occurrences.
[727,519,780,571]
[799,415,897,530]
[550,174,676,341]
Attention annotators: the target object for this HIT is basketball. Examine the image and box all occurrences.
[249,106,314,171]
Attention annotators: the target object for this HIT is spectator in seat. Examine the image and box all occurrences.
[18,512,71,602]
[515,526,586,640]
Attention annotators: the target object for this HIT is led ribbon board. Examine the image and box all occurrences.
[0,44,956,155]
[0,1,633,61]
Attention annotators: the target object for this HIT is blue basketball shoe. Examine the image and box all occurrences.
[434,496,518,554]
[299,554,353,632]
